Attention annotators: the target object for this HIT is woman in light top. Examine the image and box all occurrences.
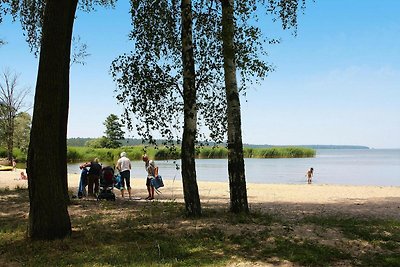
[143,155,156,200]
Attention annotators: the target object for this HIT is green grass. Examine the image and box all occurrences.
[262,238,351,266]
[1,189,399,266]
[245,147,316,158]
[66,146,150,162]
[65,145,315,162]
[302,216,400,266]
[2,145,316,163]
[303,216,400,243]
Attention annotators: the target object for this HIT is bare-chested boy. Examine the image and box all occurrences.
[306,167,314,184]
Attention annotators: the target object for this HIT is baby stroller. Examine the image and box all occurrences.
[97,166,116,201]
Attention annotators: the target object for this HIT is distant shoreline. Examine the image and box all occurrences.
[66,137,371,150]
[244,145,370,149]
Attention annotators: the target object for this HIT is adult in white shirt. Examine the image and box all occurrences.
[117,152,132,199]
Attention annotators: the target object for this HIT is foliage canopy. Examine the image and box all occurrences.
[111,0,307,146]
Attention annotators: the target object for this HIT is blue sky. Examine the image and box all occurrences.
[1,0,399,148]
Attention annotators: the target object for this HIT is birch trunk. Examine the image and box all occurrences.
[180,0,201,216]
[222,0,249,213]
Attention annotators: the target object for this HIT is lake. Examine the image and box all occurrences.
[67,149,400,186]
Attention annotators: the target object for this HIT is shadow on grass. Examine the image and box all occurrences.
[0,189,399,266]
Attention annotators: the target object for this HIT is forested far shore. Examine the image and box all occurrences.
[67,137,369,150]
[65,146,315,163]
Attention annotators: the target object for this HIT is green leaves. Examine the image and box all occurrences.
[111,0,307,146]
[0,0,116,53]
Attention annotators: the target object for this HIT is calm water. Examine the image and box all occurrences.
[68,149,400,186]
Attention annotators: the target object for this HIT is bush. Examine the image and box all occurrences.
[196,147,228,159]
[243,148,254,158]
[0,147,7,158]
[252,147,316,158]
[13,148,26,162]
[154,147,180,160]
[0,147,27,162]
[67,147,81,162]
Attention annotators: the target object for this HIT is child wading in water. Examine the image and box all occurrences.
[306,167,314,184]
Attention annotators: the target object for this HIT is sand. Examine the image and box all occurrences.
[1,169,399,219]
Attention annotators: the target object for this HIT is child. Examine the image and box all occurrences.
[20,171,28,180]
[306,167,314,184]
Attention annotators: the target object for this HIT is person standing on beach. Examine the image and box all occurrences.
[12,159,17,171]
[117,152,132,199]
[142,154,155,200]
[306,167,314,184]
[80,158,102,197]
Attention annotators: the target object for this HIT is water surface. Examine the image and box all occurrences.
[68,149,400,186]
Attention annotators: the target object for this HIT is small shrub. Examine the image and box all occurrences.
[0,147,7,157]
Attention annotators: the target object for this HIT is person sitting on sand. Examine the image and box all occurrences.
[306,167,314,184]
[20,171,28,180]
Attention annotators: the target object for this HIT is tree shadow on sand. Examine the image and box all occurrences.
[0,188,399,266]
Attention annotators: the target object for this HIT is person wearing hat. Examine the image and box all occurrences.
[117,152,132,199]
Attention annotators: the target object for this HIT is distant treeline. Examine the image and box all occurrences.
[67,138,172,147]
[67,138,369,150]
[67,145,316,163]
[245,144,370,149]
[303,145,369,149]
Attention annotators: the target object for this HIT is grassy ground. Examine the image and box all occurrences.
[1,188,399,266]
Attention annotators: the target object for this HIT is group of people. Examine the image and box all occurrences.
[75,153,313,199]
[76,152,161,200]
[10,158,28,180]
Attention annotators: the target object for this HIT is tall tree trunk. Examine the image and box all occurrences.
[180,0,201,216]
[27,0,78,240]
[221,0,249,213]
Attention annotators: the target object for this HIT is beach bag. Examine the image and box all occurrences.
[114,174,122,190]
[151,175,164,190]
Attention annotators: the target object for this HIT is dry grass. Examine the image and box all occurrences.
[0,187,399,266]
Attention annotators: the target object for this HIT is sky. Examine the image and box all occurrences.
[0,0,399,149]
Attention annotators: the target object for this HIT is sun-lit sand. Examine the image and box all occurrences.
[1,168,400,219]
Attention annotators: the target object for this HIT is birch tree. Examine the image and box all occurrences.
[181,0,202,216]
[220,0,307,213]
[0,69,30,163]
[112,0,307,215]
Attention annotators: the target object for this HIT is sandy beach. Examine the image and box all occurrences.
[1,169,399,219]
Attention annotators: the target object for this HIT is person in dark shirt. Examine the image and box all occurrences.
[80,158,102,197]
